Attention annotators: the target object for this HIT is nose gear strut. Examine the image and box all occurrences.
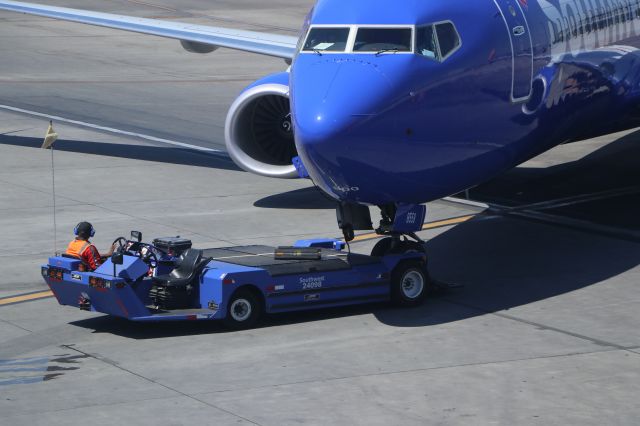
[335,201,427,257]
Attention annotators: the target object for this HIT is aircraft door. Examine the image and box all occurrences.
[494,0,533,102]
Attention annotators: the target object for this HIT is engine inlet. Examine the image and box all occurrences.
[225,83,298,178]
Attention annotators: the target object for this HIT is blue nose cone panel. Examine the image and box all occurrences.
[292,57,392,136]
[291,55,411,202]
[291,54,422,202]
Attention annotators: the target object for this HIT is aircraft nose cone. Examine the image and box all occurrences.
[292,58,391,140]
[291,57,394,198]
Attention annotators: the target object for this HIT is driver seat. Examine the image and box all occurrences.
[149,249,210,310]
[152,249,210,288]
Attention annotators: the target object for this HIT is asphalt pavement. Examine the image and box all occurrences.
[1,1,640,425]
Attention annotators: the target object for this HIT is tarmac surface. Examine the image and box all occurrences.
[1,1,640,425]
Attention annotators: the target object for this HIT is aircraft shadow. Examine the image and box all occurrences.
[0,135,241,171]
[374,214,640,327]
[467,127,640,206]
[253,186,336,210]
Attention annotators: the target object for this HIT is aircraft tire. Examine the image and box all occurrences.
[371,237,393,257]
[371,238,425,257]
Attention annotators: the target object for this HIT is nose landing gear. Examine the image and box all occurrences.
[372,203,428,256]
[335,201,428,257]
[334,201,433,299]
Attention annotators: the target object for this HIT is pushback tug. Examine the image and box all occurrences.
[42,205,433,329]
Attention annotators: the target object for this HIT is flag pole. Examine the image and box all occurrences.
[51,142,57,255]
[43,120,59,255]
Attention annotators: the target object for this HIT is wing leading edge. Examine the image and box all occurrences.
[0,0,298,59]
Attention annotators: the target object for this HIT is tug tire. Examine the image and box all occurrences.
[390,261,428,307]
[224,288,262,330]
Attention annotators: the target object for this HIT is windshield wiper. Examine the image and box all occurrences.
[375,48,399,56]
[313,48,323,56]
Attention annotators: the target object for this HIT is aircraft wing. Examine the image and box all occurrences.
[0,0,298,59]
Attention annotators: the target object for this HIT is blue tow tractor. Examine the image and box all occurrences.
[42,206,433,329]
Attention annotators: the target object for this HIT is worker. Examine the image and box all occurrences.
[66,222,114,271]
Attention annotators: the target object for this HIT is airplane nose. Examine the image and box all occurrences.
[292,58,392,140]
[291,57,395,198]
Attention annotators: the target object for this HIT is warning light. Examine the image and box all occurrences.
[47,267,65,281]
[89,276,111,289]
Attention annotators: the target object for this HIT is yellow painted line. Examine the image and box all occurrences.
[351,214,476,243]
[421,214,476,230]
[0,290,53,306]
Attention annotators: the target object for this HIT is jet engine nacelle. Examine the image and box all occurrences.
[225,72,298,178]
[180,40,218,54]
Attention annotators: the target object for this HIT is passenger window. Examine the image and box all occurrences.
[435,22,461,59]
[416,25,439,59]
[302,27,350,52]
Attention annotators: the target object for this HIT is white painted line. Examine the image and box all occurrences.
[442,196,491,209]
[512,186,640,211]
[510,209,640,241]
[0,104,229,157]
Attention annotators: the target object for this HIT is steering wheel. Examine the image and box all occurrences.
[112,237,128,253]
[140,246,158,269]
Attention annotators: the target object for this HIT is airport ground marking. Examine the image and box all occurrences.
[510,185,640,212]
[351,214,476,243]
[0,290,53,307]
[443,196,490,209]
[0,104,227,156]
[420,214,477,230]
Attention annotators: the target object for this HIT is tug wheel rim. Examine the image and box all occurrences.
[230,298,252,322]
[401,270,424,299]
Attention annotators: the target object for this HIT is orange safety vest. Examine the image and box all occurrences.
[66,239,91,258]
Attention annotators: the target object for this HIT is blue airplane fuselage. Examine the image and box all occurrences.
[290,0,640,205]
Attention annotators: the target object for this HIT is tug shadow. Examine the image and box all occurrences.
[69,302,389,339]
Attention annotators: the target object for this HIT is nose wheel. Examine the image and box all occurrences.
[370,235,426,257]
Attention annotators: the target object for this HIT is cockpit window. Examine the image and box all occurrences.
[298,23,459,59]
[302,27,350,52]
[436,23,461,58]
[353,28,413,52]
[416,25,439,59]
[416,21,461,61]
